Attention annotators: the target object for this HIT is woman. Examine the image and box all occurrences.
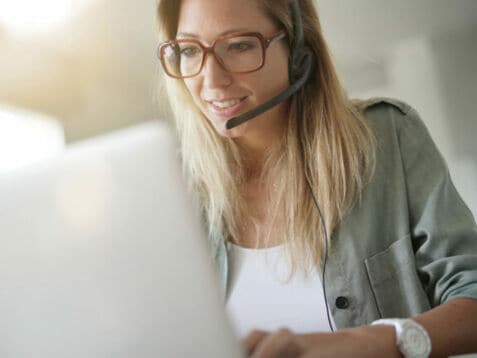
[156,0,477,356]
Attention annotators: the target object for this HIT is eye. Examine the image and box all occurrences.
[180,45,200,58]
[227,41,256,52]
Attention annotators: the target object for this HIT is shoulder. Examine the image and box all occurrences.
[352,97,428,139]
[354,98,448,186]
[353,97,415,131]
[355,96,412,116]
[353,97,445,173]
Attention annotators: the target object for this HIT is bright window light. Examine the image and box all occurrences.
[0,106,65,173]
[0,0,95,37]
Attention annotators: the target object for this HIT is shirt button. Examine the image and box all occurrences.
[335,296,350,309]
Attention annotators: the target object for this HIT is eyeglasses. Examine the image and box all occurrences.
[158,31,286,79]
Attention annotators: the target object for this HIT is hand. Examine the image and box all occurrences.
[242,325,400,358]
[242,328,305,358]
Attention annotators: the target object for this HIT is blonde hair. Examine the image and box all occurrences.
[156,0,376,279]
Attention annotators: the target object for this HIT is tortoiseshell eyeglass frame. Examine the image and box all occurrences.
[158,30,286,79]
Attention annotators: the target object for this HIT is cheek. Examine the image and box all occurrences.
[254,49,289,96]
[271,51,290,86]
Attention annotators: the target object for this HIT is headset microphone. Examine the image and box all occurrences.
[225,53,312,129]
[225,0,314,130]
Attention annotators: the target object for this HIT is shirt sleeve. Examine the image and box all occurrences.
[398,106,477,306]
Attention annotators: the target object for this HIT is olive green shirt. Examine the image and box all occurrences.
[209,97,477,329]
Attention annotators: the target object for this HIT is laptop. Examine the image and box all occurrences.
[0,121,244,358]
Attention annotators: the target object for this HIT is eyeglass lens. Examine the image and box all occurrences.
[162,36,264,78]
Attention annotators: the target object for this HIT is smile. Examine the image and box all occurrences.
[212,98,242,108]
[207,97,247,118]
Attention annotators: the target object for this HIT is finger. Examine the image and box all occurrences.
[242,329,269,356]
[251,327,304,358]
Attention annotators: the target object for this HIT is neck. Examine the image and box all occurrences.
[234,105,288,177]
[237,126,285,178]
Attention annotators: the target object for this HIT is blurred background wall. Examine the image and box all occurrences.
[0,0,476,215]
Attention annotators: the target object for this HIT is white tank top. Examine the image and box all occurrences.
[225,242,334,339]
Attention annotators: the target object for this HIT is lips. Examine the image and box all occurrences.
[206,97,248,118]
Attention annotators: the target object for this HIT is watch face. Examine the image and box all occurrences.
[401,322,431,357]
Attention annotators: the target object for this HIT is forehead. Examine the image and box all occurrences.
[177,0,277,40]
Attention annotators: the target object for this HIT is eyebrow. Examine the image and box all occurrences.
[176,28,250,39]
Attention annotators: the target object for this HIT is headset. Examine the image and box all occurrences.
[225,1,314,130]
[226,0,335,333]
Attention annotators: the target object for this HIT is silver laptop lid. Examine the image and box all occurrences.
[0,121,243,358]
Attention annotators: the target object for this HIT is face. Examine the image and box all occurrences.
[177,0,290,140]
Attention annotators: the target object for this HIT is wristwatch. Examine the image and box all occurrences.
[371,318,432,358]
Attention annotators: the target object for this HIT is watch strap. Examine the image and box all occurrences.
[372,318,431,358]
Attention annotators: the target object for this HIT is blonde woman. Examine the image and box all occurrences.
[156,0,477,356]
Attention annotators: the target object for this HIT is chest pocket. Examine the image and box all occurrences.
[364,234,431,317]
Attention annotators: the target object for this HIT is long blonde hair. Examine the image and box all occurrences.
[156,0,376,278]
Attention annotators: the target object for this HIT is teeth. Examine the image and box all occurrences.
[211,98,241,109]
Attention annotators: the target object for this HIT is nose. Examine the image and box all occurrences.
[200,52,233,89]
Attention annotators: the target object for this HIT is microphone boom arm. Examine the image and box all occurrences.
[225,52,313,130]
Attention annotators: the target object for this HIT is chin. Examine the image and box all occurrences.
[211,118,249,139]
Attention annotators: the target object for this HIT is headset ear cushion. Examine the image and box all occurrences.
[290,46,314,83]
